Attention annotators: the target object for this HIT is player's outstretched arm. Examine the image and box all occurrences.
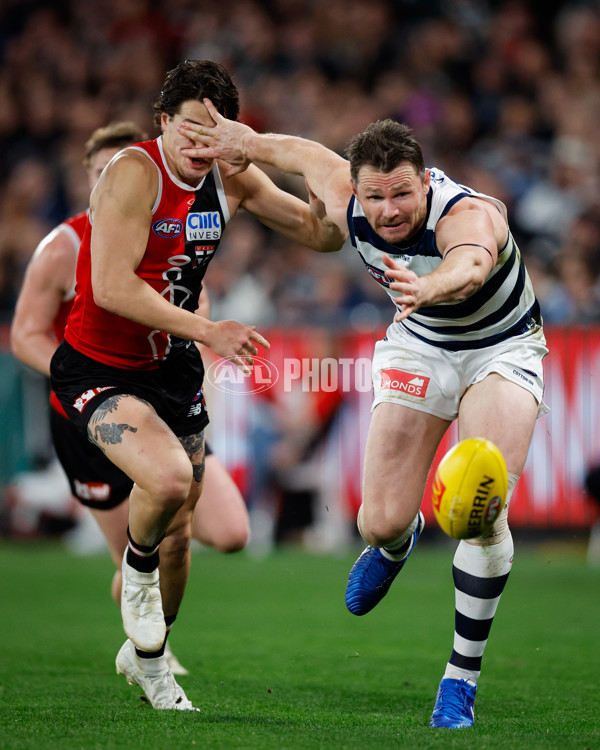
[230,163,347,253]
[178,99,352,231]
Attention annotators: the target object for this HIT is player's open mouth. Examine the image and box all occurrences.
[189,157,208,168]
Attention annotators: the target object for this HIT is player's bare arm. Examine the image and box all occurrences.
[10,227,77,375]
[178,99,352,232]
[385,199,500,322]
[225,162,347,253]
[90,151,268,371]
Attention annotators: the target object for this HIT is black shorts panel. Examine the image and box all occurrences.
[50,407,133,509]
[50,340,209,437]
[205,440,213,457]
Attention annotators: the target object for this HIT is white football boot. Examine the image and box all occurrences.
[116,639,199,711]
[121,550,166,652]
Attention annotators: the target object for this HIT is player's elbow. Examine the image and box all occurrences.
[472,260,493,292]
[313,239,343,254]
[465,270,486,297]
[310,222,347,254]
[91,276,121,313]
[456,262,490,300]
[9,324,24,362]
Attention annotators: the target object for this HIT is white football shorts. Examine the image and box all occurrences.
[371,322,549,421]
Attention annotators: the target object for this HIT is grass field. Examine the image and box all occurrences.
[0,538,598,750]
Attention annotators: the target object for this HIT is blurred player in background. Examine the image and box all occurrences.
[179,107,549,728]
[11,120,250,678]
[49,60,344,711]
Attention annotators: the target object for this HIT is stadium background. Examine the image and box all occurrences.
[0,0,599,550]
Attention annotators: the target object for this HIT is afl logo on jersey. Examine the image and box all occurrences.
[153,219,183,238]
[366,265,390,287]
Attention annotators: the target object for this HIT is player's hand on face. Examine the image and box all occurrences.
[205,319,270,375]
[382,253,423,322]
[179,99,253,176]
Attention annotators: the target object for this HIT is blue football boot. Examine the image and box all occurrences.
[345,511,424,616]
[429,677,477,729]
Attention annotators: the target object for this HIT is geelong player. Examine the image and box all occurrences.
[11,121,251,679]
[179,109,549,728]
[49,61,344,711]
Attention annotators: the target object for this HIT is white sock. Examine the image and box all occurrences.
[443,534,513,684]
[381,512,420,561]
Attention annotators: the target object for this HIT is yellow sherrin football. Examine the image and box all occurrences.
[432,438,508,539]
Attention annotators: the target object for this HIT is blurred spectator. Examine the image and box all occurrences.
[514,136,598,243]
[555,253,600,325]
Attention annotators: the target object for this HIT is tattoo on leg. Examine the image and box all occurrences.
[191,460,205,484]
[91,393,147,420]
[88,422,137,451]
[87,393,147,450]
[179,431,205,483]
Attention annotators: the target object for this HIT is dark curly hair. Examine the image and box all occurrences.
[346,120,425,184]
[153,60,240,127]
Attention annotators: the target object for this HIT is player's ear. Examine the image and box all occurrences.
[349,178,358,197]
[423,169,431,195]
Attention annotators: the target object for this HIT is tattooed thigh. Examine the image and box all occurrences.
[87,394,148,453]
[179,431,205,484]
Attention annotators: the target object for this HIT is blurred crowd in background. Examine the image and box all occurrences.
[1,0,600,552]
[1,0,600,328]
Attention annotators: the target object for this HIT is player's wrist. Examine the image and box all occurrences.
[243,129,262,163]
[195,316,216,347]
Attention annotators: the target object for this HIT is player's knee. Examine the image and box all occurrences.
[358,505,413,548]
[213,522,250,554]
[150,458,194,513]
[466,504,511,547]
[466,471,518,548]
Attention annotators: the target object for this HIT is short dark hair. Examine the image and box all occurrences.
[84,121,148,167]
[153,59,240,127]
[346,120,425,183]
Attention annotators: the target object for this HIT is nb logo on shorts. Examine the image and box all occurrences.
[187,403,205,417]
[379,369,430,398]
[187,388,206,417]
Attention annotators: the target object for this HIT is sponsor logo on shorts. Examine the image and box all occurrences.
[73,480,111,501]
[379,369,430,398]
[73,386,116,413]
[152,218,183,238]
[512,368,535,386]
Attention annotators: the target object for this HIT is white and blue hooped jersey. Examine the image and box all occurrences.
[347,167,541,351]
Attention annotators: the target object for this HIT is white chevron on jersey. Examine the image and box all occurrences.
[348,167,541,350]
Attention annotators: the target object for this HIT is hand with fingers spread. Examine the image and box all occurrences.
[203,319,269,375]
[383,253,427,323]
[179,99,253,176]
